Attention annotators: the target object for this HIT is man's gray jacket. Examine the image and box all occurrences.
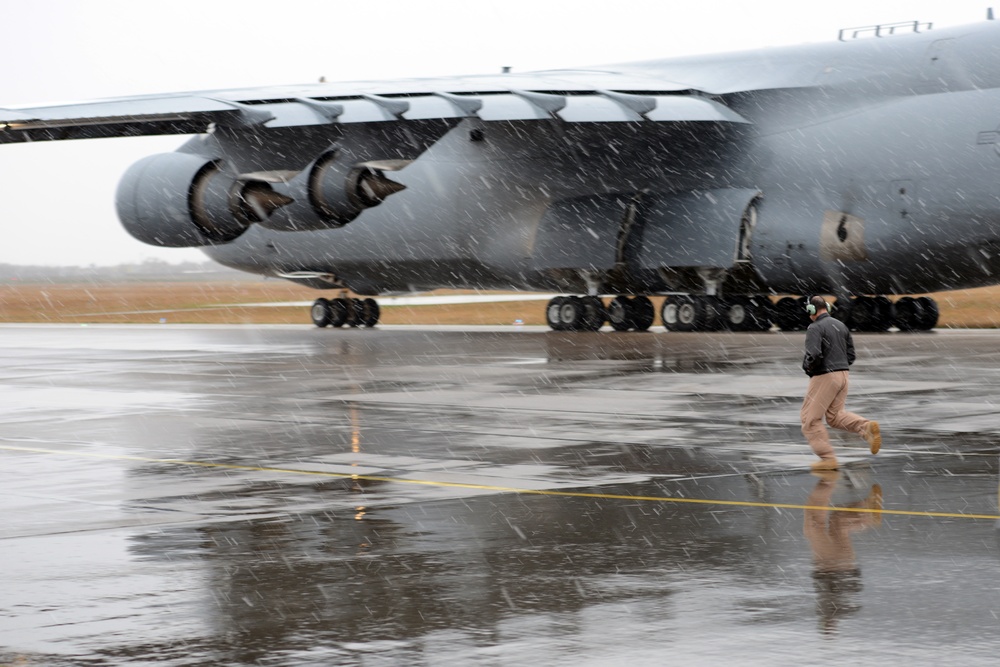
[802,313,856,377]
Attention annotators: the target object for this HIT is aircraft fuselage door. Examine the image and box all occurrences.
[921,39,957,91]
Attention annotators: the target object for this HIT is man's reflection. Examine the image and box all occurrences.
[803,471,882,636]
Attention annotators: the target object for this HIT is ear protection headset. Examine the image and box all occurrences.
[805,298,831,316]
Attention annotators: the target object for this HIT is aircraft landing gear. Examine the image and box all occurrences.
[772,295,939,332]
[545,293,774,332]
[546,296,604,331]
[833,295,937,332]
[543,292,940,333]
[773,296,810,331]
[311,297,380,328]
[607,295,655,332]
[661,294,772,332]
[892,296,939,331]
[545,295,654,332]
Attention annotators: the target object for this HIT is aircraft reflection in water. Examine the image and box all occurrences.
[804,472,884,636]
[6,18,1000,331]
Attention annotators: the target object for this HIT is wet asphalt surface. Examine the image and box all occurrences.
[0,324,998,666]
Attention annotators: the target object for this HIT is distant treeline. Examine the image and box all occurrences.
[0,259,258,284]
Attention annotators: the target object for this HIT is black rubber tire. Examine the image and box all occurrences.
[722,296,745,331]
[672,295,702,332]
[330,298,349,327]
[607,296,632,331]
[661,295,681,331]
[546,297,566,331]
[848,295,888,332]
[348,298,363,327]
[580,296,606,332]
[774,296,807,331]
[916,296,939,330]
[848,296,877,331]
[872,296,893,332]
[361,298,380,327]
[310,298,332,328]
[703,296,728,331]
[558,296,586,331]
[631,296,655,332]
[745,295,773,331]
[893,296,922,331]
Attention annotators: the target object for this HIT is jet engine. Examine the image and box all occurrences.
[260,149,408,232]
[116,148,409,246]
[115,152,290,247]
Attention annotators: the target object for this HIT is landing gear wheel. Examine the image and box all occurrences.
[546,296,606,332]
[607,296,633,331]
[872,296,893,332]
[360,298,380,327]
[847,295,888,331]
[546,297,567,331]
[893,296,921,331]
[579,296,606,331]
[348,298,364,327]
[558,296,586,331]
[672,295,702,332]
[774,296,809,331]
[330,298,349,327]
[310,298,332,328]
[661,295,681,331]
[744,295,773,331]
[916,296,939,330]
[700,296,726,331]
[722,296,755,331]
[893,296,937,332]
[848,296,876,331]
[631,296,655,332]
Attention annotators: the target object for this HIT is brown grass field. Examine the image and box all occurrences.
[1,280,999,327]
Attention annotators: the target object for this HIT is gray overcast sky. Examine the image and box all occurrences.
[0,0,993,266]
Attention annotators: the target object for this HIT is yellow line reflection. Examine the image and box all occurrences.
[2,443,997,522]
[350,404,361,454]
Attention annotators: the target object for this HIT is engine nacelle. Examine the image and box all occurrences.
[260,149,407,232]
[116,152,286,247]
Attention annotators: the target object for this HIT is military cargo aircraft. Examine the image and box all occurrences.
[2,18,996,332]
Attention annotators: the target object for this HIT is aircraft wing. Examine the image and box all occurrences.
[0,69,749,144]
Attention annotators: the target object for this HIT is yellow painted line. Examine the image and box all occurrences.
[2,443,998,522]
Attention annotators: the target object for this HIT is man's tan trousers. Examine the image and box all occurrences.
[800,370,867,459]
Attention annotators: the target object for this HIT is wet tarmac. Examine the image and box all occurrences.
[0,324,998,666]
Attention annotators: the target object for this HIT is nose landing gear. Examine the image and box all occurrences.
[311,297,380,328]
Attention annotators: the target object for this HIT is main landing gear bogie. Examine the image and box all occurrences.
[311,297,380,328]
[546,295,655,332]
[660,294,772,332]
[772,295,939,332]
[889,296,939,332]
[544,292,940,333]
[546,293,772,333]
